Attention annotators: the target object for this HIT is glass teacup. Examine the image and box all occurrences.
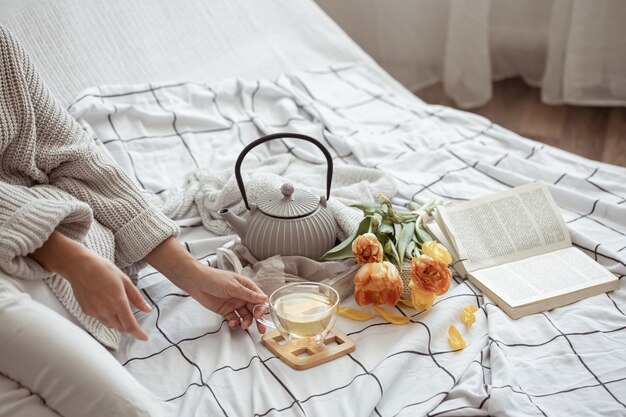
[254,282,339,346]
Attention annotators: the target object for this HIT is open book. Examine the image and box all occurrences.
[428,181,619,319]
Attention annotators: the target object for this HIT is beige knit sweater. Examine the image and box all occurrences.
[0,27,179,349]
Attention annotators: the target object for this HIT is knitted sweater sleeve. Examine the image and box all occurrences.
[0,183,93,279]
[0,27,179,269]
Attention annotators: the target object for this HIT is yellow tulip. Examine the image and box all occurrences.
[409,280,436,310]
[422,241,453,266]
[372,305,411,324]
[448,325,466,350]
[338,306,374,321]
[461,305,478,328]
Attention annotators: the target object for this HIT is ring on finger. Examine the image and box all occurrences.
[236,307,253,329]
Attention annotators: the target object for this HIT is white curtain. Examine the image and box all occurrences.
[316,0,626,108]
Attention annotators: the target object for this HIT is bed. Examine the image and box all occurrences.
[3,1,625,416]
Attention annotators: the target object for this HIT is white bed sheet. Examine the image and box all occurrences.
[0,0,413,108]
[4,1,625,414]
[69,64,626,417]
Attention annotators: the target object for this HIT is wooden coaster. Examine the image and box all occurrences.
[261,328,355,370]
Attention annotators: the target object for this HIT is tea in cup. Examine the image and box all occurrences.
[254,282,339,346]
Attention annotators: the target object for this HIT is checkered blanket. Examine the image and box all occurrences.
[70,65,626,417]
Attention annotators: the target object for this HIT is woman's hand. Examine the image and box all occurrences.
[62,254,152,340]
[144,237,268,332]
[30,231,151,340]
[186,267,268,331]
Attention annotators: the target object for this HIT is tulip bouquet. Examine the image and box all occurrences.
[323,195,454,319]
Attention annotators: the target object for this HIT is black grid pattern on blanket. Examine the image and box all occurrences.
[69,65,626,417]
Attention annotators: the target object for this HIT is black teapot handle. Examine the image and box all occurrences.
[235,133,333,210]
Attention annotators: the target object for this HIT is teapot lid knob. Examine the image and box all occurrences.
[257,183,319,218]
[281,183,294,198]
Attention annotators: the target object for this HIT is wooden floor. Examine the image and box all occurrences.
[416,78,626,167]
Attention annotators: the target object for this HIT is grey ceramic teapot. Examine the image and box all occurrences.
[218,133,337,261]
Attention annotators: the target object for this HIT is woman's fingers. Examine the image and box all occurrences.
[255,320,267,334]
[248,302,267,319]
[95,301,149,341]
[108,314,124,332]
[123,278,152,313]
[98,315,116,330]
[223,307,254,330]
[224,311,240,328]
[182,267,271,332]
[59,252,152,341]
[116,306,149,341]
[229,282,267,304]
[236,307,254,330]
[115,276,150,340]
[236,275,264,295]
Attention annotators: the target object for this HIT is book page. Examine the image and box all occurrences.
[437,182,570,271]
[470,247,617,308]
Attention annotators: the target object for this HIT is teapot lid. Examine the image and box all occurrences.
[257,183,319,218]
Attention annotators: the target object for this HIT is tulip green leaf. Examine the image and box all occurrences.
[406,240,417,260]
[417,227,433,243]
[405,201,420,211]
[393,223,401,244]
[414,219,423,237]
[378,223,394,235]
[383,239,400,266]
[324,196,442,264]
[322,216,372,261]
[350,202,382,214]
[397,222,415,265]
[372,213,383,229]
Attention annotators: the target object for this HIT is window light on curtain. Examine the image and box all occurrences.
[317,0,626,108]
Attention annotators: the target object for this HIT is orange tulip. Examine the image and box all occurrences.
[410,255,452,296]
[354,261,403,306]
[352,233,384,264]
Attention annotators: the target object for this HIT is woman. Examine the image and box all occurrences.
[0,26,267,416]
